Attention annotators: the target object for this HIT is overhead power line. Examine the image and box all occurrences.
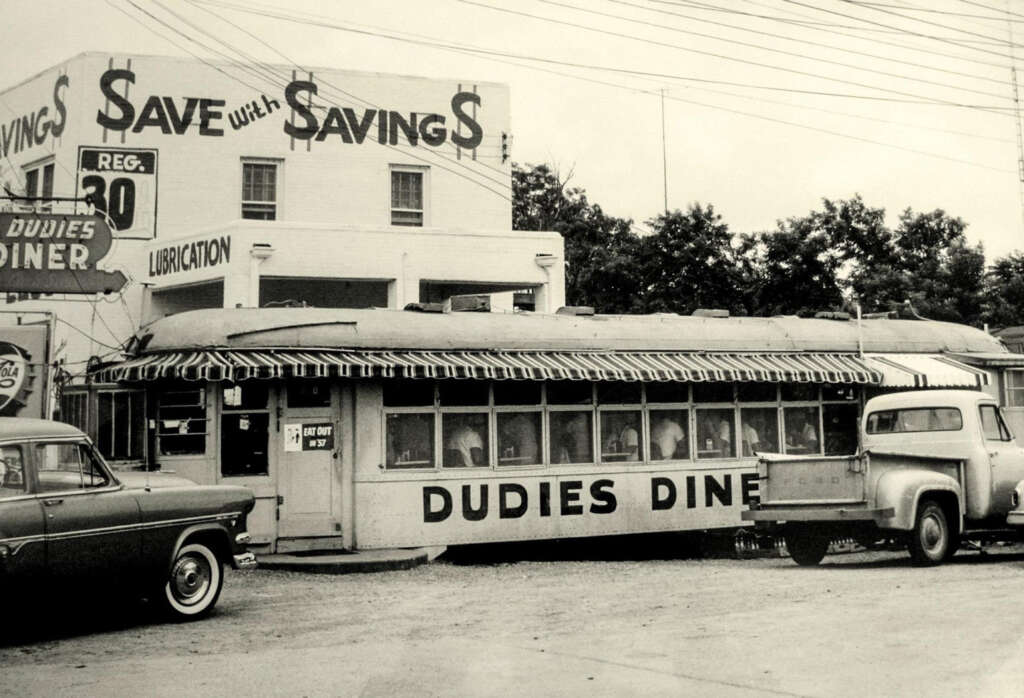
[614,0,1010,87]
[458,0,1014,114]
[834,0,1024,47]
[780,0,1016,59]
[546,0,1011,100]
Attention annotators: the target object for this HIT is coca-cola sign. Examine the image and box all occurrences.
[0,341,33,416]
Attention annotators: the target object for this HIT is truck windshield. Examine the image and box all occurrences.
[866,407,962,434]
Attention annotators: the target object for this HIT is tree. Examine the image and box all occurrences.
[512,163,640,311]
[638,204,746,315]
[983,253,1024,328]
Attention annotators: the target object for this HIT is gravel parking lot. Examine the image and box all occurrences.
[5,541,1024,697]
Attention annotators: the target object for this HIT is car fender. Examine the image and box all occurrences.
[166,523,234,573]
[874,468,962,533]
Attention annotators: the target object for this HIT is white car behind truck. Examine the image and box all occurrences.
[743,389,1024,566]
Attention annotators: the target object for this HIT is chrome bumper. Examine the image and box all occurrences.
[233,551,258,570]
[1007,511,1024,527]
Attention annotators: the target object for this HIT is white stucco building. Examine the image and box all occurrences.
[0,52,564,384]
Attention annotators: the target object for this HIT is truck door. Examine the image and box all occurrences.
[979,404,1024,515]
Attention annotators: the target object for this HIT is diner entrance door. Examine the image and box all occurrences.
[277,381,341,539]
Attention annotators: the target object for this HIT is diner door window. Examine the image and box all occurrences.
[391,166,426,226]
[241,159,279,220]
[221,382,271,476]
[96,390,146,464]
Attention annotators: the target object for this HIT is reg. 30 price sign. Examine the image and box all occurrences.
[76,146,158,239]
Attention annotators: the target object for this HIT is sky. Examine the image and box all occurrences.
[4,0,1024,259]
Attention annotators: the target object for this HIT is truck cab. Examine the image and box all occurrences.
[743,390,1024,566]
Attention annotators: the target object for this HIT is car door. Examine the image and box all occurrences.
[36,440,142,581]
[978,404,1024,515]
[0,443,46,582]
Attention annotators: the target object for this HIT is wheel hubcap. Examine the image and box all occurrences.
[921,515,944,554]
[171,554,211,605]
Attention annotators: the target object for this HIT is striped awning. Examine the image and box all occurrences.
[864,353,989,388]
[93,349,880,384]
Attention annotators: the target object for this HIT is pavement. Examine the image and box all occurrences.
[256,546,443,573]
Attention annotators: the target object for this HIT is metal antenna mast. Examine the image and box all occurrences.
[1007,2,1024,230]
[661,88,668,212]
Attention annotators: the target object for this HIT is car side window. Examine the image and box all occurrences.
[979,405,1013,442]
[0,445,27,497]
[35,443,110,491]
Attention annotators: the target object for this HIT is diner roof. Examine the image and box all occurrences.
[130,307,1007,356]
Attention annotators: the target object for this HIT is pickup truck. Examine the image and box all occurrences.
[742,389,1024,566]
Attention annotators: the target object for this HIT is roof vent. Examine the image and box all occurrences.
[813,311,850,321]
[556,306,596,316]
[404,302,444,313]
[691,308,729,318]
[444,294,491,313]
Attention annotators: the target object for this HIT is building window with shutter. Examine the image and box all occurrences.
[23,160,55,211]
[390,166,427,226]
[241,159,280,220]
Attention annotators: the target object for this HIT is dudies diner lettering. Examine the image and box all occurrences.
[148,235,230,277]
[422,473,759,523]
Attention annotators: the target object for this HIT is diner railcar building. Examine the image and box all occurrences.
[93,306,1021,553]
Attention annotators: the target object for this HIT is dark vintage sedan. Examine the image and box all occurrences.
[0,417,256,620]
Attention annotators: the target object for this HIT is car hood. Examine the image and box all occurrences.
[117,471,199,489]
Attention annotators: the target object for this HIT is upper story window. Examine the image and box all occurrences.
[391,166,427,226]
[242,159,279,220]
[24,160,54,211]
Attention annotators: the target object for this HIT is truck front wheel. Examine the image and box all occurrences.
[784,527,830,566]
[908,500,950,566]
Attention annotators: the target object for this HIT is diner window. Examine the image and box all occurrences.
[598,382,642,404]
[694,383,734,403]
[383,379,434,407]
[157,388,207,456]
[696,408,735,459]
[740,407,778,456]
[783,406,821,454]
[442,413,489,467]
[391,166,426,226]
[600,410,643,463]
[645,382,689,403]
[782,384,818,402]
[550,411,593,464]
[494,381,542,405]
[0,445,26,497]
[439,380,489,406]
[547,381,593,405]
[497,412,542,466]
[287,379,331,408]
[221,382,270,476]
[241,159,279,219]
[386,413,435,469]
[650,409,689,460]
[823,403,859,455]
[96,390,145,462]
[737,383,777,402]
[1007,371,1024,407]
[59,391,88,432]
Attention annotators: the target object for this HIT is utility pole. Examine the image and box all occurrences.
[1007,2,1024,230]
[661,88,668,212]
